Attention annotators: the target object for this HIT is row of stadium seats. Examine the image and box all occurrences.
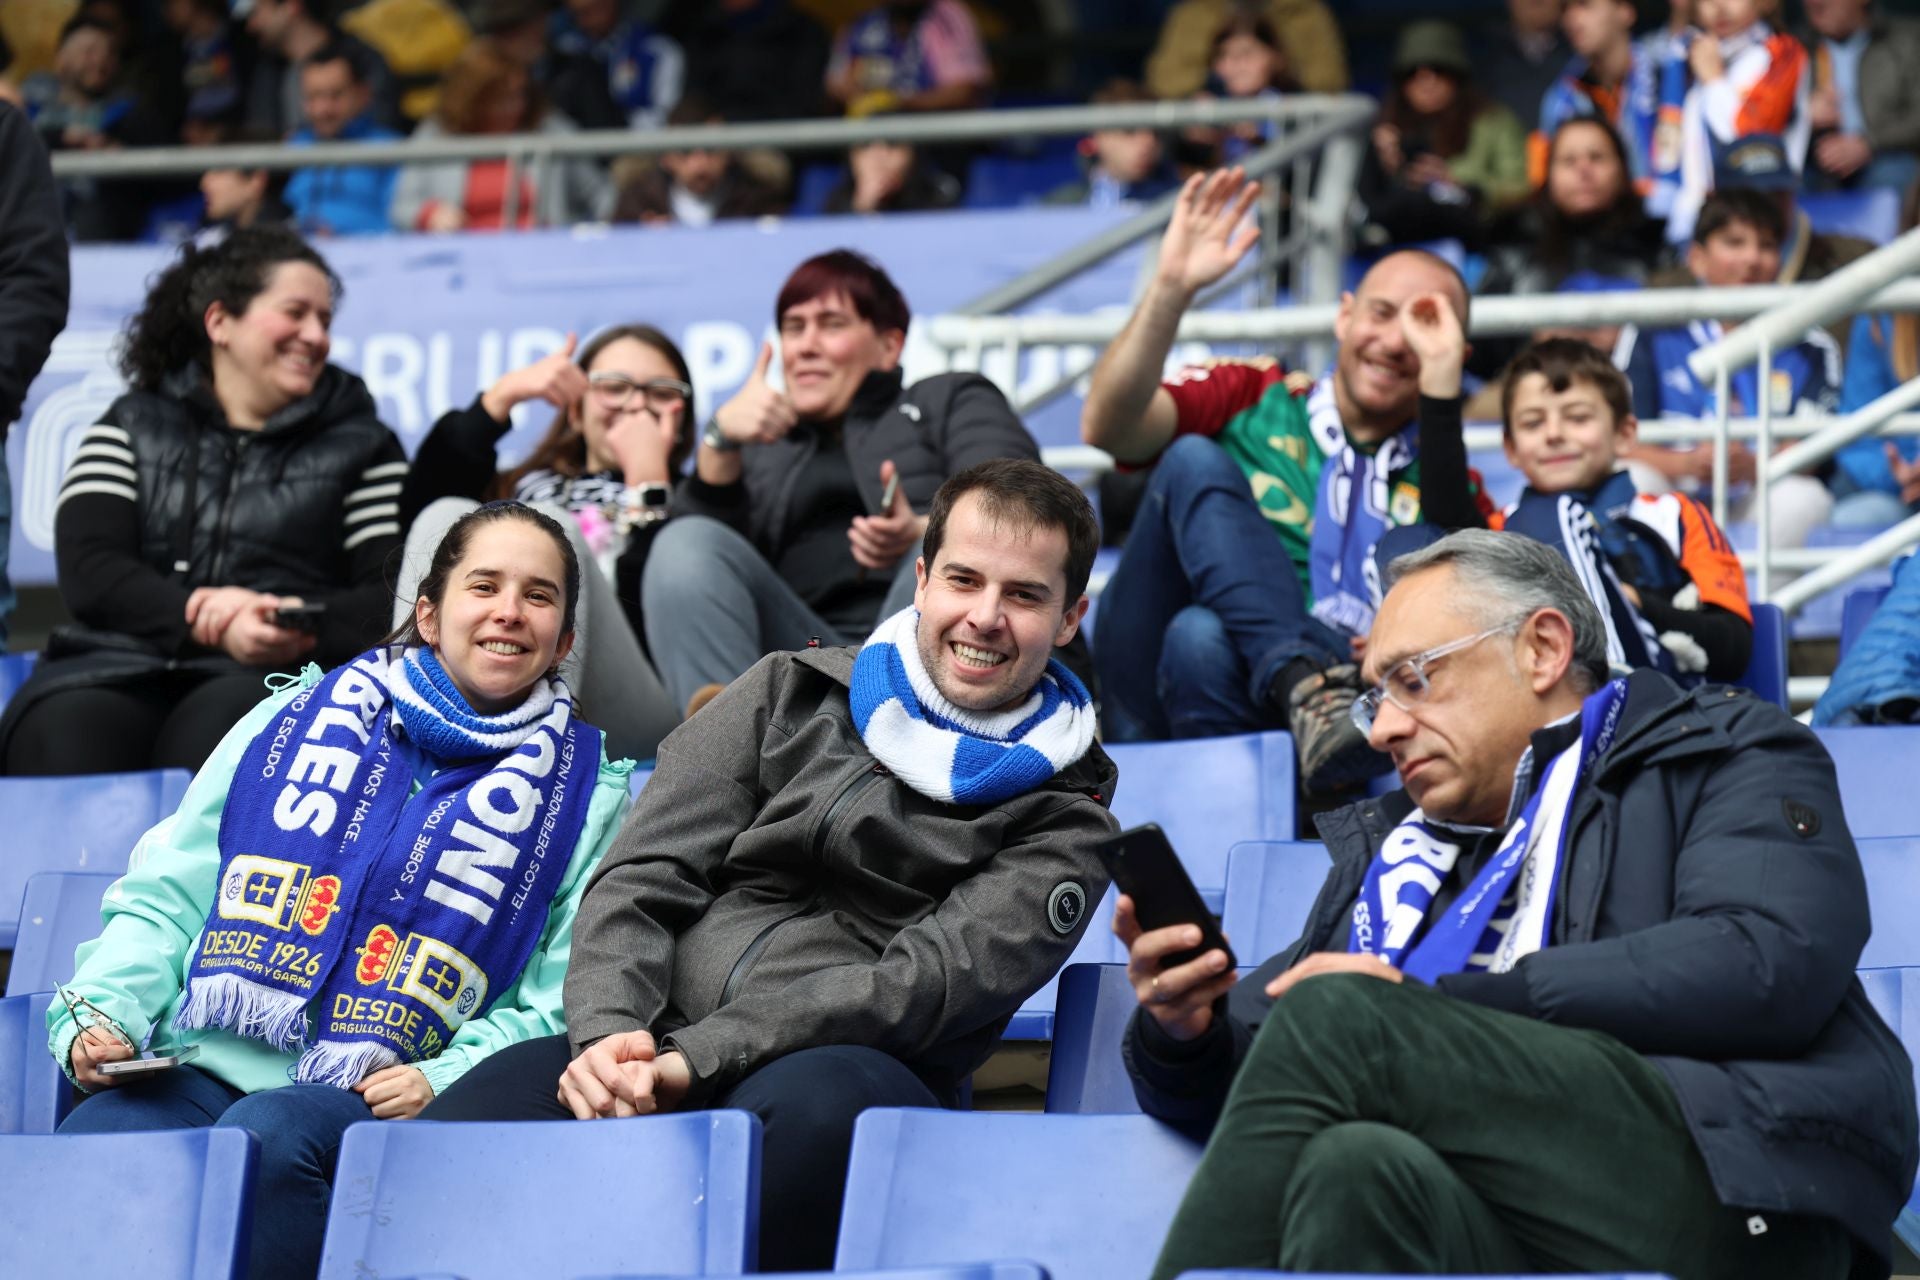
[4,965,1915,1277]
[3,710,1914,1029]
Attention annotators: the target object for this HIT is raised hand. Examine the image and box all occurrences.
[1155,168,1263,298]
[712,341,800,448]
[481,333,589,422]
[1399,291,1469,398]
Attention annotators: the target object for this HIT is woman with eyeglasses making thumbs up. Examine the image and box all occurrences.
[400,323,696,760]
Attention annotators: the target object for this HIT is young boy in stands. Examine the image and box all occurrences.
[1498,336,1754,682]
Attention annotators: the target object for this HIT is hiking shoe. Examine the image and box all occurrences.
[1288,663,1392,795]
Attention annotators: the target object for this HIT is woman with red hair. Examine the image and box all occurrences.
[640,248,1041,717]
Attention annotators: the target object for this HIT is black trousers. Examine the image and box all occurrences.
[1150,973,1853,1280]
[420,1036,954,1272]
[3,670,267,775]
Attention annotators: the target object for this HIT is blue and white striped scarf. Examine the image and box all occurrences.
[849,607,1096,806]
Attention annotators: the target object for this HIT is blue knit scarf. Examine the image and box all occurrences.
[849,607,1096,806]
[176,645,601,1086]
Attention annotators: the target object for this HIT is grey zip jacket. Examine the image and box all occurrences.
[564,644,1119,1103]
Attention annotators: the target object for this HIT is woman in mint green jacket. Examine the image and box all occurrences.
[49,502,632,1280]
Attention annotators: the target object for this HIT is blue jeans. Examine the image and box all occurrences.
[642,515,920,711]
[59,1067,375,1280]
[1094,437,1343,741]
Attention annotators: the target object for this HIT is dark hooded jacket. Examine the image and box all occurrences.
[1125,672,1918,1276]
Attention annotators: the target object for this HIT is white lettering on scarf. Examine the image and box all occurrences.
[424,732,560,926]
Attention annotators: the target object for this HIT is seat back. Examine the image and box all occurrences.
[835,1109,1202,1280]
[1800,187,1903,244]
[7,871,120,997]
[0,992,69,1134]
[1859,837,1920,968]
[1839,584,1892,663]
[1817,728,1920,839]
[0,769,191,948]
[1737,602,1789,710]
[317,1112,761,1279]
[1855,966,1920,1254]
[1006,885,1127,1041]
[0,1127,256,1278]
[0,651,36,714]
[1106,732,1298,897]
[1045,963,1142,1114]
[629,766,654,798]
[1221,841,1332,964]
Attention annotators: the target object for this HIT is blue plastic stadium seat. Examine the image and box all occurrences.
[835,1109,1203,1280]
[629,766,654,798]
[0,769,190,948]
[1800,187,1903,245]
[7,871,120,998]
[1221,840,1331,965]
[1856,966,1920,1254]
[317,1112,760,1279]
[963,143,1082,210]
[1,991,70,1134]
[791,161,844,217]
[0,650,36,713]
[1105,731,1298,896]
[1006,885,1127,1041]
[1859,838,1920,968]
[0,1128,256,1277]
[1816,727,1920,839]
[1045,962,1142,1114]
[1175,1274,1671,1279]
[1736,602,1789,710]
[578,1267,1048,1280]
[1839,584,1892,662]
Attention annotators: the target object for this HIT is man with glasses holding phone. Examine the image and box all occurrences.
[1118,528,1916,1279]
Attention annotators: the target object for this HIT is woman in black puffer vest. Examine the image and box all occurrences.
[0,227,407,775]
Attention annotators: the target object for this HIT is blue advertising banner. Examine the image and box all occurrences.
[10,206,1151,586]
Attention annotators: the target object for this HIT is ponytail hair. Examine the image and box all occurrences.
[119,226,341,392]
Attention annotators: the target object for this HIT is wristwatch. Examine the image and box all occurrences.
[701,419,740,453]
[615,482,672,534]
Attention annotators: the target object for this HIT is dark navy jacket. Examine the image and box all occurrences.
[1125,672,1917,1274]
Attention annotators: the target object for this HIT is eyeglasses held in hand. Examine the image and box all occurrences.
[56,985,137,1053]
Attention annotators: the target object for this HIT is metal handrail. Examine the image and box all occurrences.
[1688,226,1920,379]
[951,106,1372,317]
[925,279,1920,348]
[45,95,1377,179]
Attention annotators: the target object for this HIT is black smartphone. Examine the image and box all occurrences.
[273,602,327,633]
[1096,823,1235,971]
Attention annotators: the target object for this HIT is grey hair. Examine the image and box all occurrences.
[1382,529,1610,693]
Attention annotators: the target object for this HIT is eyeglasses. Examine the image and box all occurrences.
[57,985,136,1053]
[587,373,691,412]
[1349,619,1527,735]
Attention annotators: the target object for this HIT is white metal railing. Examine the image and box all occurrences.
[1681,228,1920,607]
[46,96,1373,178]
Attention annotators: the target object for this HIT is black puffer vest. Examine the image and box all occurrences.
[121,364,394,597]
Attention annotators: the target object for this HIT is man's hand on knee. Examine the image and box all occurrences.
[1115,893,1238,1042]
[557,1029,659,1120]
[1264,952,1402,1001]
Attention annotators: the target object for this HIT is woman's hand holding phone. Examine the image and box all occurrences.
[1112,893,1237,1043]
[70,1022,136,1088]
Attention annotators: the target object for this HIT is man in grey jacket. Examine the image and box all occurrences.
[426,458,1120,1271]
[1801,0,1920,192]
[643,248,1041,715]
